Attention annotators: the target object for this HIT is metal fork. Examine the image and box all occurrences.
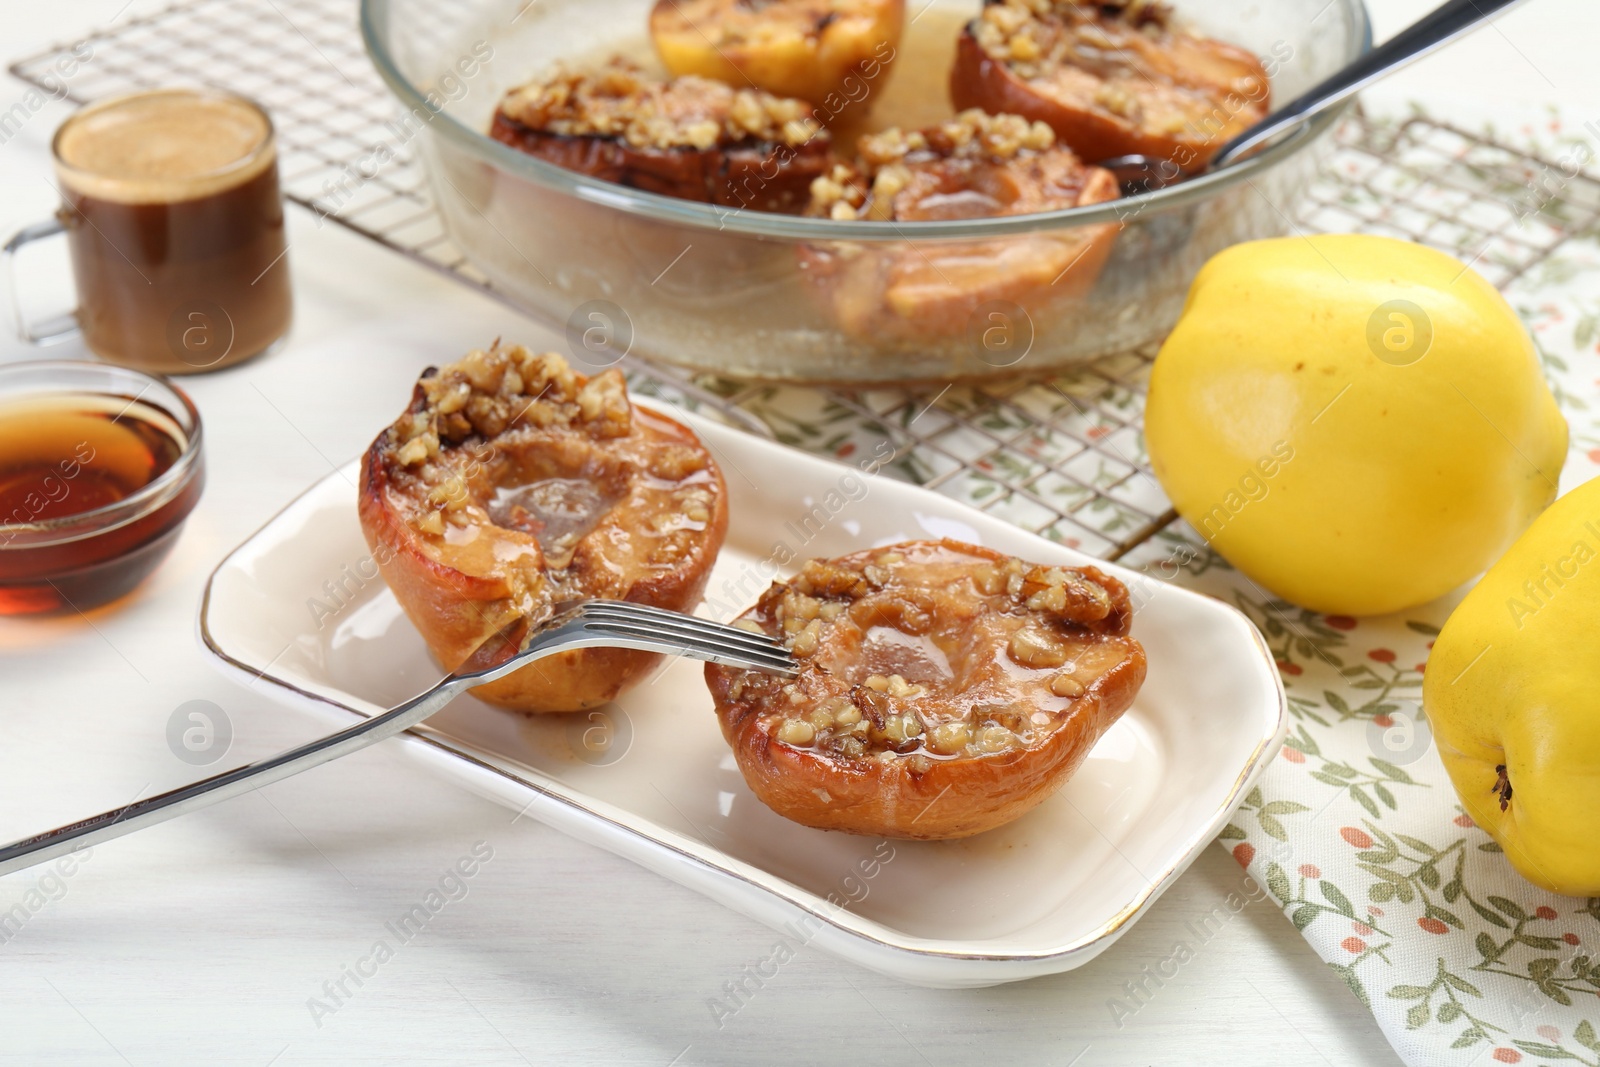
[0,600,794,879]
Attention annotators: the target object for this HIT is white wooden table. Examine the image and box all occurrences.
[0,2,1585,1063]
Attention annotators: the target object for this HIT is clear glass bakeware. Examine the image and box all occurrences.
[358,0,1372,384]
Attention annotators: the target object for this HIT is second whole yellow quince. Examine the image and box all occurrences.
[1145,234,1568,616]
[1425,474,1600,895]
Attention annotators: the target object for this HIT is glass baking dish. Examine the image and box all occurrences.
[361,0,1371,384]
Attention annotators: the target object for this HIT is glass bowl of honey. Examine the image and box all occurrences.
[0,361,204,615]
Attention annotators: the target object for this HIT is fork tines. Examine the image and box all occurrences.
[578,600,797,675]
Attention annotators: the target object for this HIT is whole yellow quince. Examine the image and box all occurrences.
[1425,476,1600,895]
[1145,234,1567,616]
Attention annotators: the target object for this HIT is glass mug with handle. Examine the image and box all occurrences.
[3,87,293,374]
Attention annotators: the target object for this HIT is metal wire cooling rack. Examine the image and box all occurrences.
[13,0,1600,560]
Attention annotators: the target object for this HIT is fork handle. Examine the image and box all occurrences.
[0,605,779,880]
[0,673,474,879]
[1214,0,1531,169]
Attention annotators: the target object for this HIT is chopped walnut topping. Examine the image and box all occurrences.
[412,343,631,446]
[1008,623,1071,669]
[575,369,630,434]
[809,162,869,220]
[1094,81,1140,119]
[1049,672,1085,698]
[807,110,1065,222]
[859,110,1056,167]
[975,0,1174,80]
[649,445,710,481]
[395,434,434,467]
[499,58,822,151]
[720,541,1138,764]
[792,558,872,599]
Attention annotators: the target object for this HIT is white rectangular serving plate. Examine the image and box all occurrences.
[199,401,1285,988]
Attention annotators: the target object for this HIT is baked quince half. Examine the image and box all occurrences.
[650,0,904,120]
[705,540,1146,838]
[359,342,728,713]
[951,0,1270,168]
[798,109,1120,341]
[490,58,832,212]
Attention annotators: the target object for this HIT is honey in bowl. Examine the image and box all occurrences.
[0,366,204,616]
